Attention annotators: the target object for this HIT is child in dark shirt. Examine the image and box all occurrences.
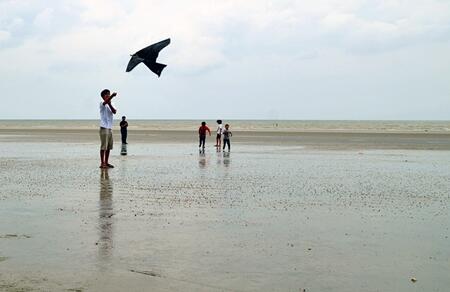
[120,116,128,144]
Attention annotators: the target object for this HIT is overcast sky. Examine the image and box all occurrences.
[0,0,449,120]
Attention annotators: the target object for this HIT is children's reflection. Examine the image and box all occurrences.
[98,169,114,262]
[223,152,231,167]
[218,151,232,168]
[198,152,231,169]
[198,151,207,169]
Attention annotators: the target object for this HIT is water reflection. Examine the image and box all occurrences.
[223,152,231,167]
[98,169,114,262]
[120,143,127,156]
[198,151,231,169]
[198,151,207,169]
[216,150,222,166]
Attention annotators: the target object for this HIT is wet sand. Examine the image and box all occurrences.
[0,129,449,291]
[1,128,450,150]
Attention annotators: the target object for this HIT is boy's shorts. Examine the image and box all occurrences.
[216,134,222,140]
[99,128,113,150]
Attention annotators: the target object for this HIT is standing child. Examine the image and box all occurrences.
[198,121,211,151]
[99,89,117,168]
[215,120,223,148]
[222,124,232,152]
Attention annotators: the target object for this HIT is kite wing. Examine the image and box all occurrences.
[126,56,143,72]
[136,38,171,59]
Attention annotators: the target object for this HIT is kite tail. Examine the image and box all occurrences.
[144,61,167,77]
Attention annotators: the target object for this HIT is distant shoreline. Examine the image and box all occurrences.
[0,120,449,134]
[0,128,449,134]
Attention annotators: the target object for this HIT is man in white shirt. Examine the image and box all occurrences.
[99,89,117,168]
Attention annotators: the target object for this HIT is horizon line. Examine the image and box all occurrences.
[0,119,449,122]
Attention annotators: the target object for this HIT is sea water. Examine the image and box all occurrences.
[0,120,449,133]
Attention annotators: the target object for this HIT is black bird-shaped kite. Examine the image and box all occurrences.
[126,38,170,77]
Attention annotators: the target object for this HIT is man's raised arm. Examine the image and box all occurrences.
[103,92,117,114]
[102,92,117,105]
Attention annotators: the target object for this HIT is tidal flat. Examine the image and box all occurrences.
[0,129,449,291]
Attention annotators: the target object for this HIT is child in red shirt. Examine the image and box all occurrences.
[198,121,211,151]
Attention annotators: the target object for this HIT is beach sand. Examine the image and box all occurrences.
[0,127,449,291]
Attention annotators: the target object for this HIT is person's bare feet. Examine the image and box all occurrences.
[99,164,108,169]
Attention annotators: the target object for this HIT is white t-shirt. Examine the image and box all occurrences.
[99,102,114,129]
[217,124,223,134]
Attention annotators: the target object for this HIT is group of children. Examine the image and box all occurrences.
[198,120,232,152]
[99,89,233,168]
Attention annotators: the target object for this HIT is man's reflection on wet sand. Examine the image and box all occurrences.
[98,169,114,262]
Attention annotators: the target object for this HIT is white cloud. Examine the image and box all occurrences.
[7,17,25,30]
[0,30,10,42]
[3,0,450,69]
[0,0,450,118]
[78,0,127,25]
[33,8,54,28]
